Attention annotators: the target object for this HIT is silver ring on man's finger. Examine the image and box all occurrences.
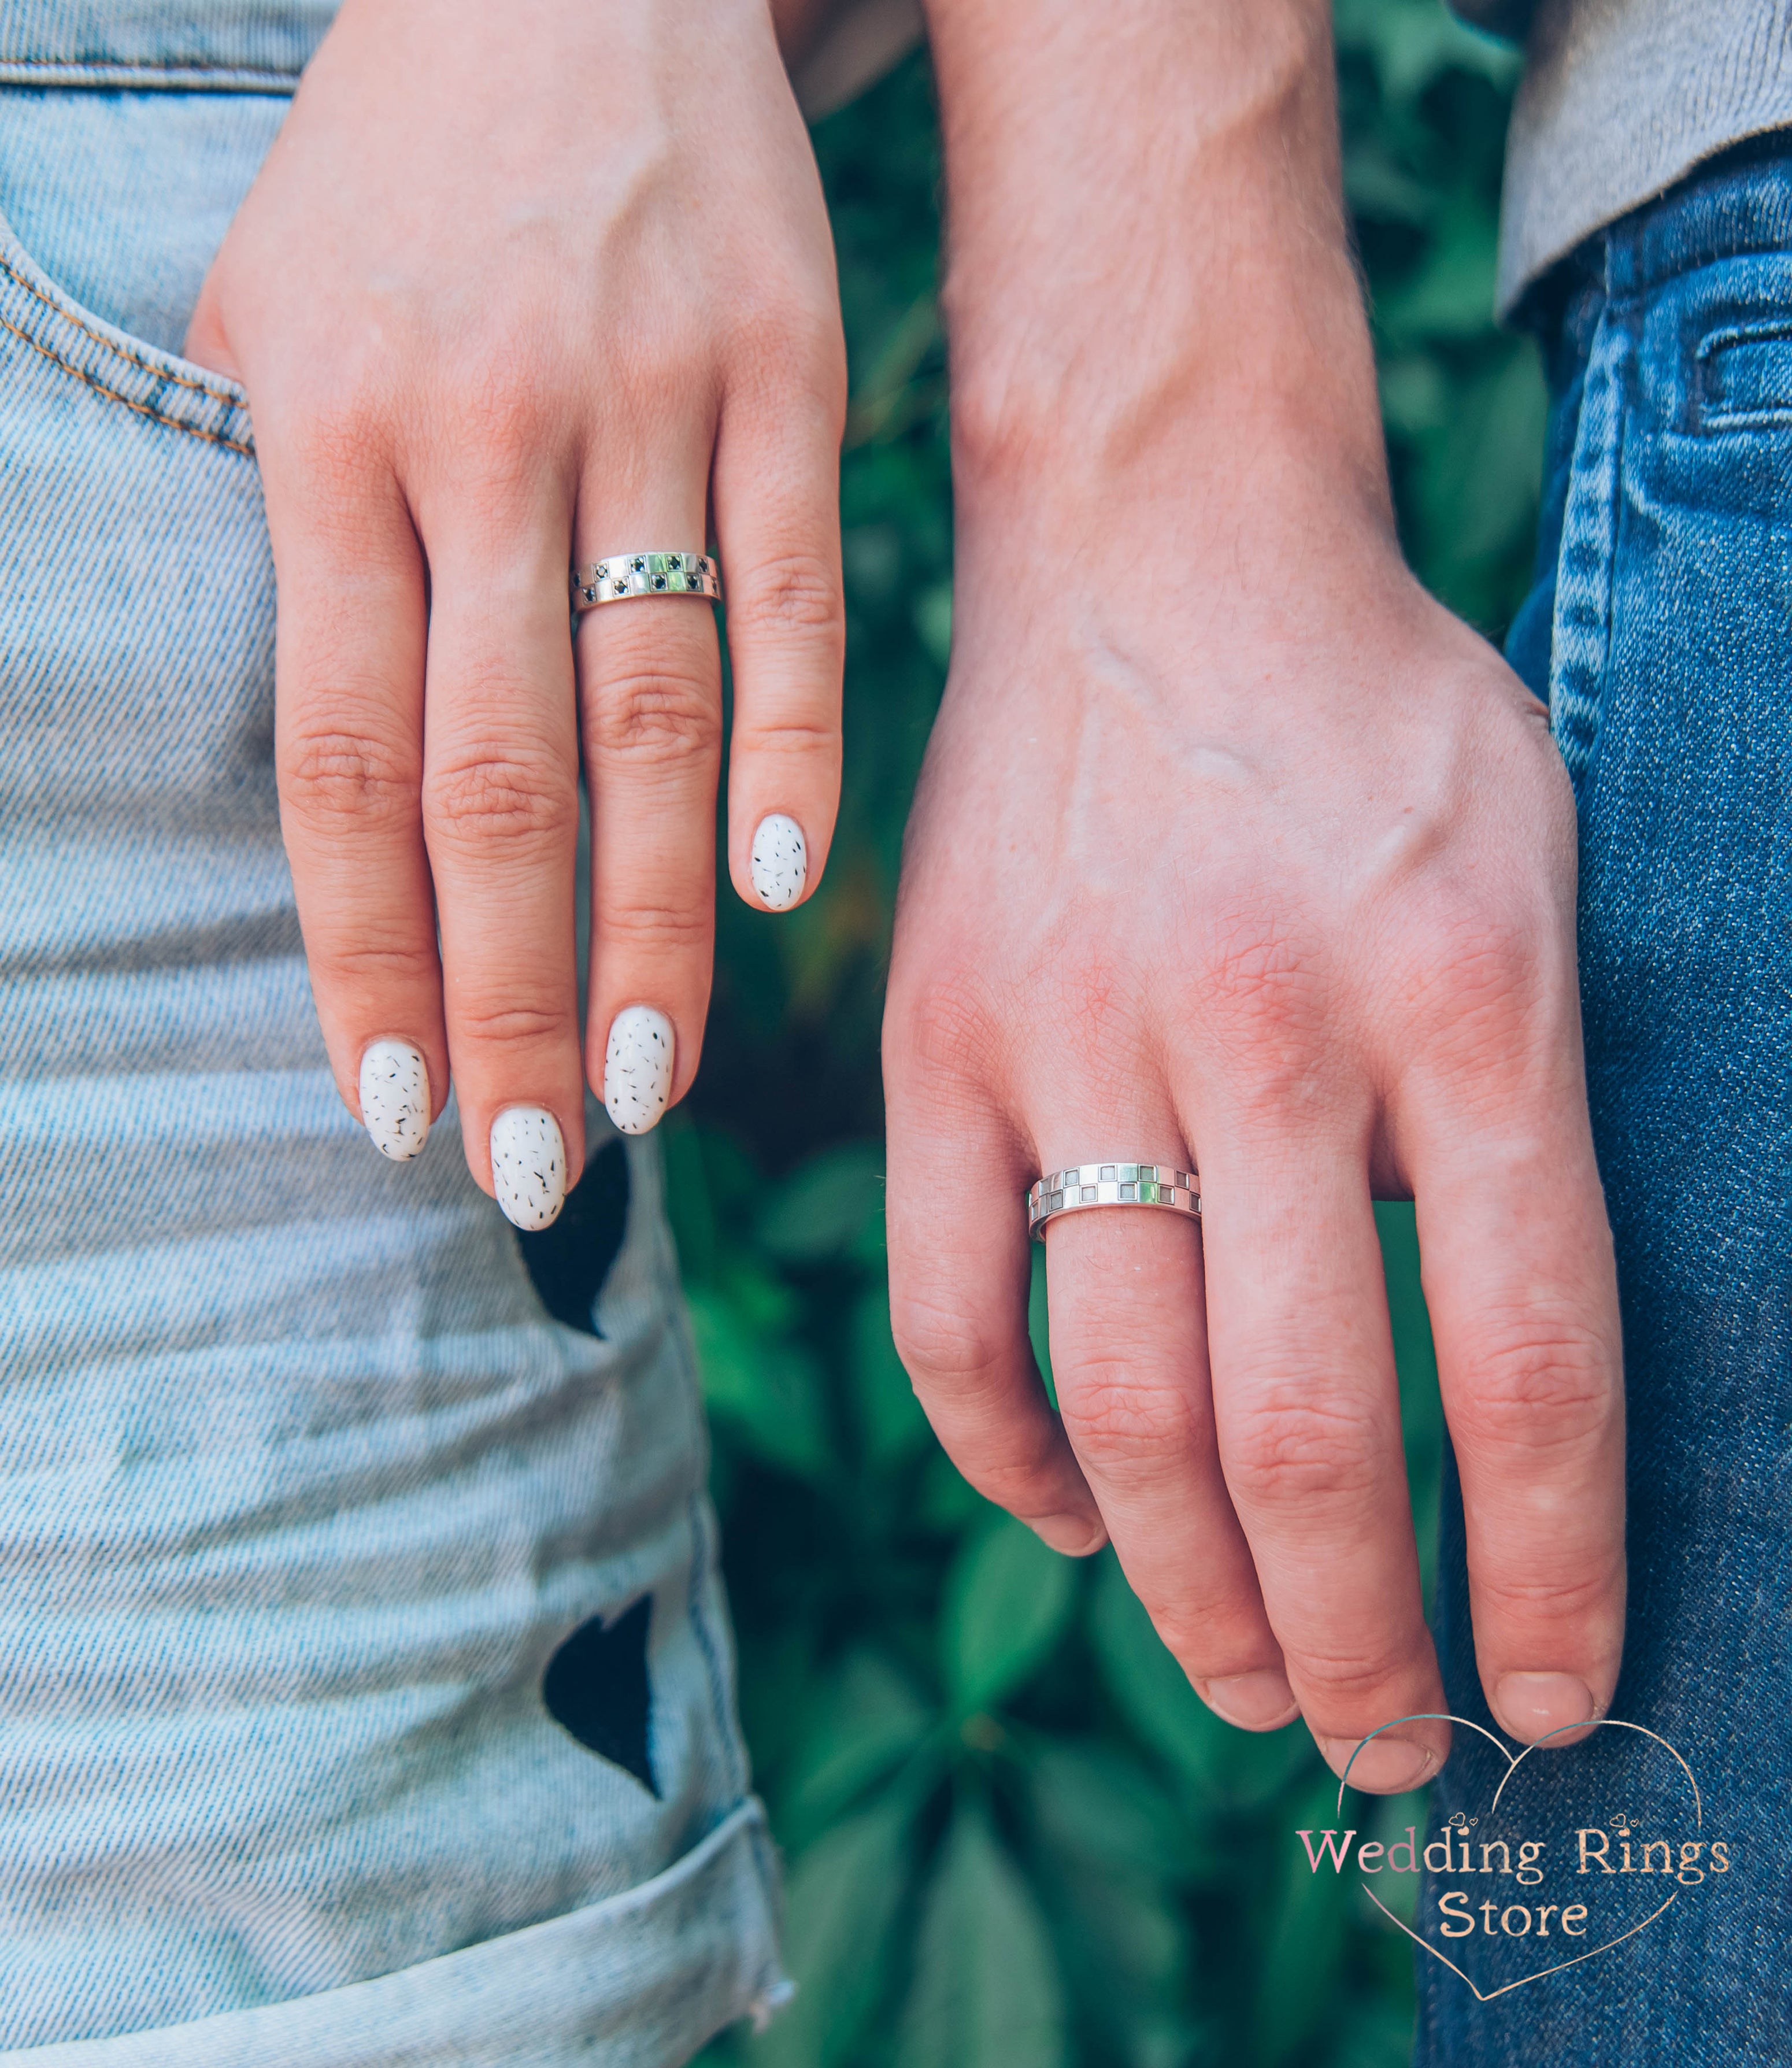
[1028,1162,1202,1240]
[571,551,721,610]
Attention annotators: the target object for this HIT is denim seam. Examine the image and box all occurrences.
[636,1127,746,1802]
[0,253,242,404]
[0,60,300,90]
[1549,299,1626,795]
[0,307,254,455]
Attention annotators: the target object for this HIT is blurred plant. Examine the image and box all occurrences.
[689,6,1539,2063]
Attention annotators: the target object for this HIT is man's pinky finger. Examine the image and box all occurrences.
[1404,1099,1627,1749]
[883,1076,1105,1556]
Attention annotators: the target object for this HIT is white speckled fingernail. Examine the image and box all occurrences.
[358,1039,431,1160]
[604,1005,674,1135]
[490,1106,567,1229]
[750,813,808,911]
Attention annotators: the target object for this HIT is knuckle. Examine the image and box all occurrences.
[731,294,845,391]
[884,972,998,1088]
[1223,1392,1383,1505]
[1196,908,1332,1105]
[1286,1644,1417,1706]
[456,350,549,467]
[281,387,388,490]
[423,749,575,849]
[1469,1557,1621,1628]
[888,1290,1006,1391]
[1058,1364,1203,1466]
[586,667,722,768]
[597,896,712,953]
[1400,893,1545,1042]
[451,996,574,1048]
[726,552,843,645]
[1452,1318,1619,1454]
[1145,1607,1254,1677]
[731,710,842,764]
[280,724,417,826]
[307,934,436,991]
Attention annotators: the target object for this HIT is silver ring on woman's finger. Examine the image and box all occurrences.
[1028,1162,1201,1240]
[571,552,721,610]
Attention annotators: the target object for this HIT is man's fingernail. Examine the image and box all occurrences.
[1198,1668,1299,1730]
[359,1039,430,1161]
[604,1006,674,1134]
[750,813,808,911]
[1494,1671,1598,1743]
[490,1106,567,1230]
[1028,1513,1108,1557]
[1320,1733,1439,1794]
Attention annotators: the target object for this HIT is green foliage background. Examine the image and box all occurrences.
[685,5,1543,2063]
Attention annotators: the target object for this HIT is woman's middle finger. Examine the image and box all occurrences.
[419,500,586,1230]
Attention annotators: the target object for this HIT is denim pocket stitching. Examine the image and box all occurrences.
[0,252,240,404]
[0,306,254,455]
[1692,319,1792,431]
[1549,306,1626,799]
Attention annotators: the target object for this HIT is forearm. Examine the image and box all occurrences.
[920,0,1390,527]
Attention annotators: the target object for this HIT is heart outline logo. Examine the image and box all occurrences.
[1338,1713,1704,2002]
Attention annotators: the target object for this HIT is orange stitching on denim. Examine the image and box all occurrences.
[0,254,243,404]
[0,312,253,456]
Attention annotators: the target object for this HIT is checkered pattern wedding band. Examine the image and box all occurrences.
[1028,1162,1201,1240]
[571,551,721,611]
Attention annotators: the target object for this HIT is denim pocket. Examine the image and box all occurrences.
[0,217,254,455]
[0,86,281,455]
[1693,320,1792,430]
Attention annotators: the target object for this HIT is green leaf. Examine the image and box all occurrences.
[1027,1738,1207,1884]
[686,1285,831,1481]
[751,1796,915,2068]
[1253,1769,1354,2066]
[913,579,954,669]
[1325,1996,1420,2068]
[942,1515,1077,1714]
[1334,0,1519,100]
[1375,1201,1445,1613]
[1090,1555,1313,1811]
[897,1800,1067,2068]
[917,1449,991,1534]
[850,1286,933,1466]
[1373,197,1501,345]
[780,1648,936,1842]
[1027,1244,1056,1407]
[758,1143,886,1263]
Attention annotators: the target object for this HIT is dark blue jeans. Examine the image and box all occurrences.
[1414,136,1792,2064]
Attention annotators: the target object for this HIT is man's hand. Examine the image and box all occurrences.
[884,0,1625,1790]
[188,0,846,1220]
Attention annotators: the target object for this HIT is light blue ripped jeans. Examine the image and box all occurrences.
[0,5,783,2060]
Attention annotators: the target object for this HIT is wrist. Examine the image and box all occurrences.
[927,0,1389,524]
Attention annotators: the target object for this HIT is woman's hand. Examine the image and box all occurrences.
[187,0,846,1223]
[886,0,1625,1790]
